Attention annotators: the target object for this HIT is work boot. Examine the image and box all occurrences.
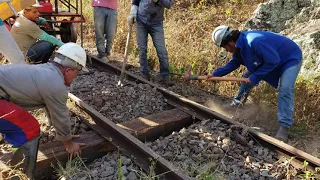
[100,56,109,62]
[142,74,151,81]
[153,73,163,82]
[10,136,40,180]
[223,99,241,109]
[275,126,289,142]
[230,99,241,107]
[163,76,174,86]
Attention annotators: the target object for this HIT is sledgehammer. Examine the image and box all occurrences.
[183,65,248,83]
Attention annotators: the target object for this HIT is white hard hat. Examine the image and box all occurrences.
[212,25,233,47]
[56,42,88,71]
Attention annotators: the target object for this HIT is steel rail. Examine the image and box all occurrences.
[68,93,192,180]
[87,54,320,172]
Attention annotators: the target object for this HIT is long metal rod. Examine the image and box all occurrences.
[80,0,83,47]
[118,24,133,86]
[87,54,320,170]
[7,2,18,17]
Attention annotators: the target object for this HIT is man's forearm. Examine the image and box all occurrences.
[37,17,46,24]
[38,32,64,47]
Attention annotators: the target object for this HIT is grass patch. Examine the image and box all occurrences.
[53,155,92,180]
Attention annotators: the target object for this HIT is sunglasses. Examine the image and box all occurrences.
[220,39,228,47]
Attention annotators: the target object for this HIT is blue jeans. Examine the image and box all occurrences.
[136,19,170,77]
[26,40,55,64]
[278,61,302,128]
[234,62,302,127]
[93,7,118,57]
[233,71,253,105]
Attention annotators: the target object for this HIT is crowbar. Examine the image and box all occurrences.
[118,24,133,86]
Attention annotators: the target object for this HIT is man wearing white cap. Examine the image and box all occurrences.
[0,42,87,179]
[10,3,64,64]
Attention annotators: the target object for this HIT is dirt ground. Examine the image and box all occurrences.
[204,97,320,158]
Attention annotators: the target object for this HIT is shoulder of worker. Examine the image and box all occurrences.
[36,63,68,93]
[14,15,40,28]
[5,63,66,93]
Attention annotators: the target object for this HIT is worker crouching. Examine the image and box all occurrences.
[10,4,64,64]
[0,42,87,179]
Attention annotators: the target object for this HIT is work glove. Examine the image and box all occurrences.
[128,5,138,25]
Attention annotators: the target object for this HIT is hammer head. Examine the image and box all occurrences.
[184,65,192,81]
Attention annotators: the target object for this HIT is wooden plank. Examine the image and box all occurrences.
[0,131,114,180]
[117,109,193,141]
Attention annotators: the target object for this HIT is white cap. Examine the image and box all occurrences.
[212,25,233,47]
[55,43,88,72]
[25,0,43,9]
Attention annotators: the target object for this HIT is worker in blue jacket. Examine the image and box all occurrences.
[211,25,302,142]
[127,0,174,86]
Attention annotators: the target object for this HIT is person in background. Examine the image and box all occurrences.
[127,0,174,86]
[10,4,63,64]
[188,25,302,142]
[0,42,87,179]
[92,0,118,62]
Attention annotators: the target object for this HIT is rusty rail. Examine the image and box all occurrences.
[68,93,191,180]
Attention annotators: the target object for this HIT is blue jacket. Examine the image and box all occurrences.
[133,0,173,25]
[213,31,302,88]
[0,18,3,26]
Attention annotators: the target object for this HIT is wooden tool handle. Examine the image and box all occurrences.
[196,75,247,82]
[208,76,247,82]
[186,65,192,75]
[184,65,192,81]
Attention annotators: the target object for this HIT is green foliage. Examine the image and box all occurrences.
[298,160,320,180]
[196,170,225,180]
[117,156,125,180]
[54,155,92,180]
[169,64,175,73]
[197,171,214,180]
[133,158,162,180]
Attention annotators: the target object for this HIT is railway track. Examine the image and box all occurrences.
[1,54,320,179]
